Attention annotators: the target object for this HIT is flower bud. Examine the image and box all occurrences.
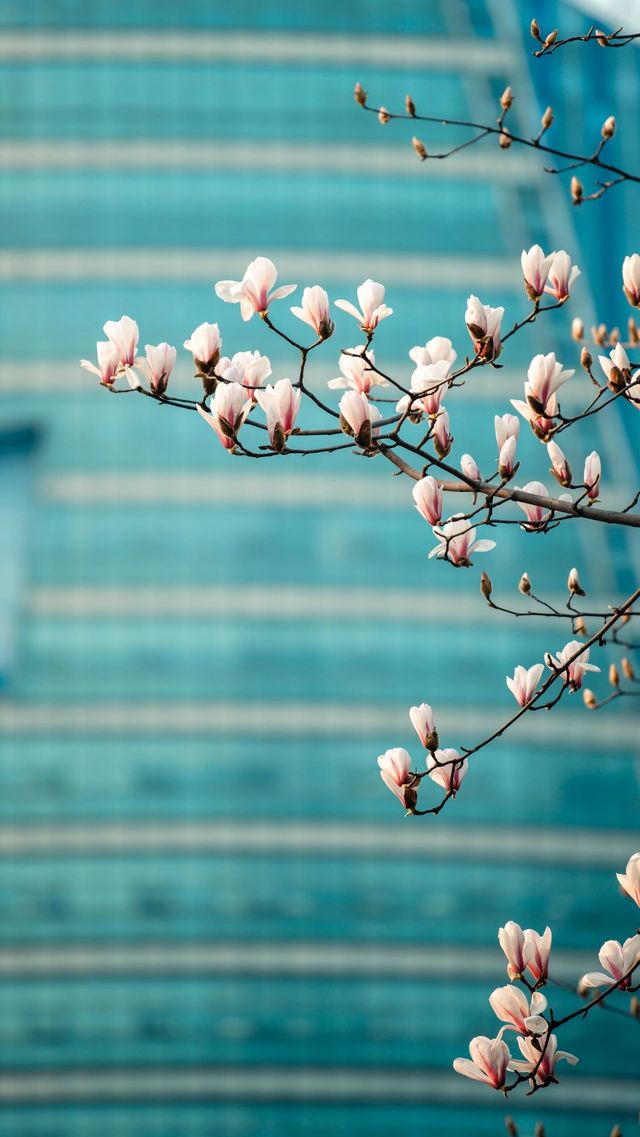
[630,997,639,1020]
[571,176,583,204]
[535,1124,546,1137]
[412,136,427,161]
[580,346,593,372]
[574,616,587,636]
[610,326,620,345]
[505,1118,518,1137]
[622,656,635,681]
[571,317,584,341]
[544,29,558,46]
[602,116,616,139]
[500,86,513,110]
[530,18,541,40]
[607,365,626,393]
[499,131,512,149]
[480,571,492,600]
[354,82,367,107]
[541,105,554,129]
[609,1127,622,1137]
[596,29,609,46]
[405,94,416,116]
[583,688,597,709]
[519,572,531,595]
[568,567,585,596]
[609,663,620,688]
[593,323,608,346]
[629,318,639,344]
[378,107,390,125]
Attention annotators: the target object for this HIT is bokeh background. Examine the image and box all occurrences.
[0,0,638,1134]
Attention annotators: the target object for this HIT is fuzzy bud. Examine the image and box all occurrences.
[535,1124,546,1137]
[571,176,583,204]
[354,82,367,107]
[500,86,513,110]
[505,1119,518,1137]
[610,326,620,345]
[544,29,558,47]
[519,572,531,595]
[541,105,554,130]
[405,94,416,117]
[574,616,587,636]
[571,317,584,341]
[480,571,493,600]
[568,567,585,596]
[596,29,609,47]
[499,131,512,149]
[609,663,620,688]
[609,1127,623,1137]
[378,106,390,125]
[630,997,639,1020]
[412,136,427,161]
[580,346,593,372]
[622,657,635,681]
[602,115,616,140]
[628,318,639,345]
[530,18,541,40]
[608,365,626,393]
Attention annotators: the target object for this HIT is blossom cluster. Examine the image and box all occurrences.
[453,854,640,1095]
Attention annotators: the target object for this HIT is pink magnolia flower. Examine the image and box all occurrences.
[80,340,120,387]
[432,407,453,458]
[544,251,581,302]
[583,451,601,501]
[465,295,504,361]
[409,336,457,368]
[219,350,272,401]
[103,315,139,367]
[495,413,520,451]
[338,390,382,448]
[617,851,640,906]
[215,257,296,321]
[396,361,451,420]
[580,935,640,990]
[516,481,552,530]
[521,244,554,302]
[489,986,548,1036]
[197,381,252,451]
[622,253,640,307]
[499,922,527,980]
[427,748,467,795]
[498,435,517,479]
[409,703,438,750]
[547,640,600,690]
[335,279,393,333]
[509,1033,578,1087]
[453,1035,511,1089]
[412,476,443,527]
[506,663,544,707]
[461,453,481,482]
[133,342,176,396]
[429,515,496,567]
[510,395,558,442]
[290,285,334,339]
[524,353,573,414]
[256,378,302,452]
[547,440,572,487]
[377,747,416,809]
[183,322,222,376]
[524,926,552,984]
[328,346,386,393]
[599,343,631,387]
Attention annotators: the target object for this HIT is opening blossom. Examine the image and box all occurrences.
[622,253,640,307]
[580,935,640,990]
[256,378,302,452]
[183,322,222,384]
[290,285,334,340]
[547,640,600,691]
[617,851,640,906]
[338,390,382,449]
[465,295,504,361]
[218,350,272,402]
[335,279,393,333]
[489,986,548,1037]
[215,257,296,321]
[429,515,496,567]
[197,381,252,452]
[599,343,630,390]
[80,340,120,387]
[377,747,416,810]
[583,451,601,502]
[506,663,544,707]
[409,703,438,750]
[103,315,139,368]
[453,1035,511,1089]
[412,476,443,527]
[523,353,573,415]
[409,336,457,369]
[543,251,581,302]
[498,922,551,983]
[521,244,554,302]
[515,481,552,530]
[328,347,386,394]
[427,748,467,795]
[397,360,451,419]
[128,342,176,396]
[509,1033,578,1087]
[547,440,572,487]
